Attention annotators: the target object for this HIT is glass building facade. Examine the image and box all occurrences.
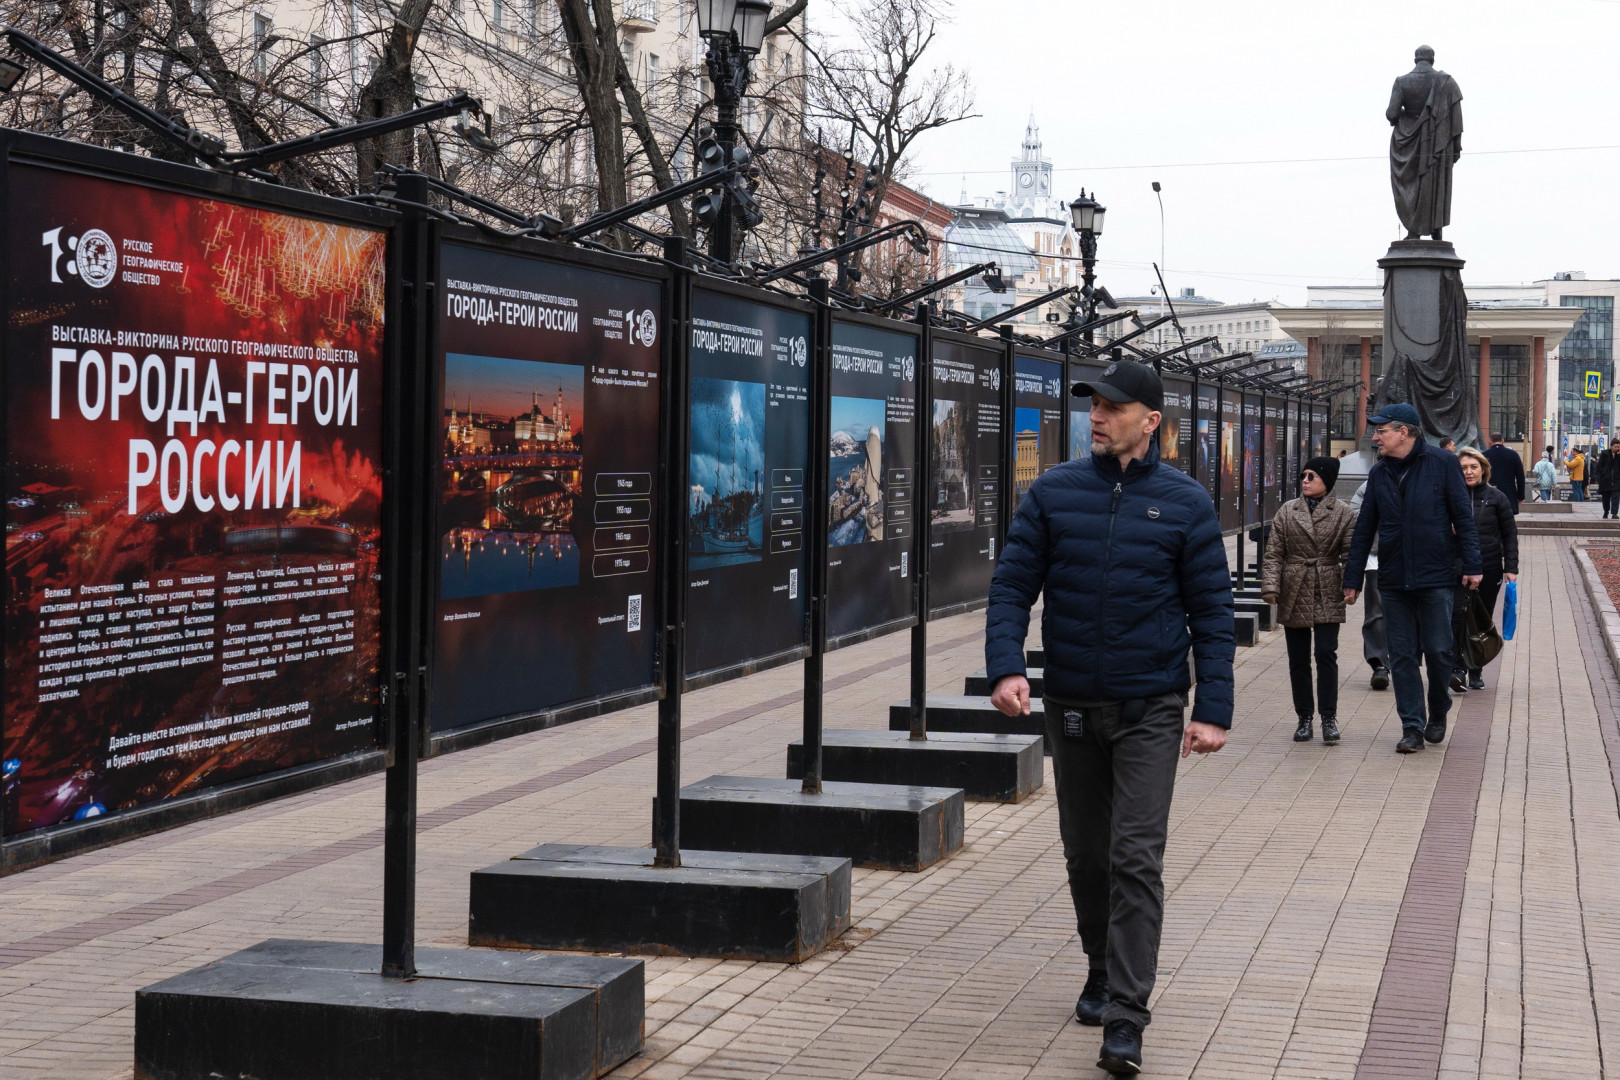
[1557,295,1615,440]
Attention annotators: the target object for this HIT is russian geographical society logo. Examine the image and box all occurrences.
[631,309,658,348]
[902,356,916,382]
[43,227,118,288]
[791,336,808,367]
[990,367,1002,391]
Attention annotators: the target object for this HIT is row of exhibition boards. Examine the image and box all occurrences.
[0,129,1327,863]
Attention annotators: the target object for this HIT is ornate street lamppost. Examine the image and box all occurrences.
[694,0,771,263]
[1068,189,1106,344]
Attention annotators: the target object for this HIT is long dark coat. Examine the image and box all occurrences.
[1261,495,1356,629]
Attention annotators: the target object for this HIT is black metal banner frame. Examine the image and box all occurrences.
[0,129,399,875]
[419,224,672,758]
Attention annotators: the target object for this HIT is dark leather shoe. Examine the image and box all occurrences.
[1097,1019,1143,1076]
[1321,716,1340,745]
[1449,670,1468,694]
[1074,969,1109,1026]
[1293,715,1313,742]
[1469,673,1485,690]
[1397,730,1425,753]
[1370,666,1390,690]
[1424,717,1447,744]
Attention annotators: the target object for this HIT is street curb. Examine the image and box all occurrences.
[1572,540,1620,685]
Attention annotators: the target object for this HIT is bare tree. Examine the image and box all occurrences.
[796,0,973,252]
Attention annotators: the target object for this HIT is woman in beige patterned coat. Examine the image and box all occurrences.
[1261,456,1357,745]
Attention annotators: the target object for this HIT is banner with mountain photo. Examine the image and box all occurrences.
[826,319,920,643]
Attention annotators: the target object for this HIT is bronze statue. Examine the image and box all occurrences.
[1387,46,1463,240]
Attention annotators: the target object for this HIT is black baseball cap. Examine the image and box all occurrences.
[1071,359,1163,412]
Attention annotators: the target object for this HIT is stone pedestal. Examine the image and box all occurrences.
[788,730,1045,803]
[1377,240,1477,447]
[135,940,643,1080]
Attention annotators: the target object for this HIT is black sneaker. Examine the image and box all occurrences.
[1449,670,1468,694]
[1075,969,1109,1026]
[1321,716,1340,745]
[1370,666,1390,690]
[1097,1019,1143,1076]
[1397,729,1425,753]
[1292,715,1313,742]
[1469,673,1485,690]
[1424,717,1448,744]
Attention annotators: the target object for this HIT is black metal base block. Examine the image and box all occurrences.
[889,695,1049,752]
[468,845,851,964]
[1234,599,1276,631]
[1235,611,1260,646]
[1026,647,1045,667]
[963,666,1043,697]
[787,729,1044,803]
[675,775,965,872]
[134,938,641,1080]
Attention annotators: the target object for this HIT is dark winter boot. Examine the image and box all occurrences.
[1320,716,1340,745]
[1293,715,1313,742]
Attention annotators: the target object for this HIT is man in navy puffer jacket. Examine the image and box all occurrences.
[985,360,1233,1076]
[1343,403,1480,752]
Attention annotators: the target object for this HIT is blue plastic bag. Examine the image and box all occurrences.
[1502,580,1518,641]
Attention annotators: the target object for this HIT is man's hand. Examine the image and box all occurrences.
[991,675,1031,717]
[1182,721,1227,759]
[1463,574,1482,590]
[1344,588,1360,606]
[1505,573,1518,583]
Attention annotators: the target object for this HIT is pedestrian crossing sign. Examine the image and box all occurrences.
[1587,371,1603,398]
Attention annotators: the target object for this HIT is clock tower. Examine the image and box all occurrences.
[1012,112,1052,200]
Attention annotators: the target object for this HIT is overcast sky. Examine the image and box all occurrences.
[831,0,1620,306]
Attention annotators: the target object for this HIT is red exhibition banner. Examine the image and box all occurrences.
[3,164,386,835]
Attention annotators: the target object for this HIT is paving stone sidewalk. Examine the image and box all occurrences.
[3,535,1620,1079]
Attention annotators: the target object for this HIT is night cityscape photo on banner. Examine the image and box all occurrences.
[431,243,662,733]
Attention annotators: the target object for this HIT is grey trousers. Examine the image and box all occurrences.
[1362,568,1388,670]
[1044,691,1186,1028]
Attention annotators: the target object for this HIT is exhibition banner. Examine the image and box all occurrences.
[3,162,386,835]
[929,335,1004,613]
[1218,388,1242,532]
[1162,376,1193,474]
[1312,402,1329,459]
[685,288,811,677]
[1012,353,1063,502]
[826,317,919,642]
[1196,382,1218,505]
[1243,393,1262,527]
[1286,399,1301,500]
[430,240,662,732]
[1067,359,1101,461]
[1264,398,1287,518]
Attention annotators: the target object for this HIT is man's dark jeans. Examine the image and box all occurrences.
[1382,586,1455,731]
[1044,691,1185,1029]
[1362,568,1388,671]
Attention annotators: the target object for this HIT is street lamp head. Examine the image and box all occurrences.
[732,0,771,55]
[0,56,26,93]
[694,0,741,41]
[1069,189,1105,235]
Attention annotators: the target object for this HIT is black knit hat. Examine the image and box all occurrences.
[1303,455,1339,491]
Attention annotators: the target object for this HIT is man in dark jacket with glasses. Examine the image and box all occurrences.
[1343,403,1481,752]
[985,359,1234,1076]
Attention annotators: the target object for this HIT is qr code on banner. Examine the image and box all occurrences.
[901,552,909,577]
[989,539,996,562]
[628,594,642,632]
[789,569,799,599]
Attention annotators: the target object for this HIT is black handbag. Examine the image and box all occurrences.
[1461,590,1504,670]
